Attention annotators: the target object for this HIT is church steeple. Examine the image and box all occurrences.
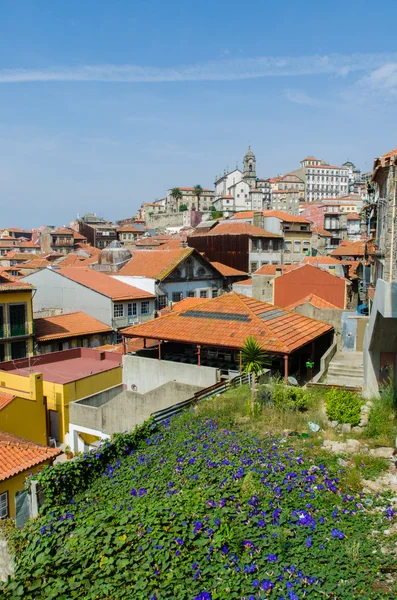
[243,146,256,186]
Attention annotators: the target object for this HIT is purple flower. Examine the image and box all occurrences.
[194,593,211,600]
[130,488,137,496]
[331,528,345,539]
[306,536,312,547]
[138,488,147,496]
[267,553,278,562]
[261,579,274,591]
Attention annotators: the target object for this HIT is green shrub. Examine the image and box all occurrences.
[271,380,308,411]
[325,388,363,425]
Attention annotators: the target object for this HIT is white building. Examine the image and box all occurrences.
[291,157,350,203]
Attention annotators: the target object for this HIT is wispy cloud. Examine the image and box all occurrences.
[1,52,397,84]
[359,62,397,96]
[284,89,327,107]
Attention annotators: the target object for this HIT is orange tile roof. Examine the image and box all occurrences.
[0,431,61,482]
[330,240,365,257]
[57,268,154,300]
[93,338,159,353]
[0,277,34,291]
[302,256,340,265]
[381,147,397,160]
[19,258,51,269]
[159,297,211,316]
[210,261,248,277]
[73,231,87,240]
[118,248,194,279]
[234,278,253,285]
[122,291,332,354]
[262,210,312,224]
[34,311,113,342]
[287,294,340,310]
[117,226,145,233]
[347,213,360,220]
[56,253,98,267]
[254,264,294,275]
[191,221,281,238]
[0,392,16,411]
[17,241,41,248]
[311,226,333,237]
[135,238,164,247]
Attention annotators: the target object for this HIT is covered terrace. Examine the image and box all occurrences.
[122,292,333,383]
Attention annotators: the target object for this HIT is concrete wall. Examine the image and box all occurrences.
[69,381,202,434]
[24,268,112,326]
[292,304,344,347]
[363,279,397,397]
[123,355,218,394]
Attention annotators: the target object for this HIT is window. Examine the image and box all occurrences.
[212,289,218,298]
[113,304,124,318]
[300,225,308,231]
[0,491,8,519]
[284,241,292,253]
[141,301,150,315]
[128,303,137,317]
[250,262,258,272]
[187,290,195,298]
[157,295,168,310]
[251,238,259,251]
[197,267,206,277]
[9,303,26,336]
[294,241,301,253]
[0,343,4,362]
[261,261,269,266]
[172,292,183,303]
[200,290,208,298]
[11,341,27,359]
[302,241,310,253]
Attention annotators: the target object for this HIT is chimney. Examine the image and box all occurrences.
[29,372,43,403]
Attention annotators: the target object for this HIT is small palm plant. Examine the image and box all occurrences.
[241,336,267,413]
[170,187,183,211]
[193,184,203,210]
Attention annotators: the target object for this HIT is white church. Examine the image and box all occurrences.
[213,147,271,214]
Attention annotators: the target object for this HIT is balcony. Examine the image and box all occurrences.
[10,324,26,337]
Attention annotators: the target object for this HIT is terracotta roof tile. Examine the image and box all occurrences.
[210,261,248,277]
[17,241,41,248]
[34,311,113,342]
[347,213,360,220]
[330,240,365,257]
[159,297,211,316]
[118,248,194,279]
[190,222,282,238]
[0,431,62,482]
[302,256,340,265]
[311,226,333,237]
[287,294,340,310]
[0,392,16,411]
[56,268,154,300]
[0,277,34,291]
[254,264,294,275]
[122,291,332,354]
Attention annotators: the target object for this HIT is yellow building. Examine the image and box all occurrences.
[0,277,35,362]
[0,373,47,445]
[0,431,60,518]
[0,348,122,444]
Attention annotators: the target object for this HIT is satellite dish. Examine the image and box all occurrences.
[287,376,298,386]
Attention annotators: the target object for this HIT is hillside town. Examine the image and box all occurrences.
[1,144,397,597]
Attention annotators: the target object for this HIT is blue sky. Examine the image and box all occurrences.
[1,0,397,227]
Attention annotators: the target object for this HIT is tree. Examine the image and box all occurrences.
[179,204,188,212]
[241,336,267,413]
[193,185,203,211]
[170,187,183,212]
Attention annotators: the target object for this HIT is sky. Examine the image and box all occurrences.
[1,0,397,227]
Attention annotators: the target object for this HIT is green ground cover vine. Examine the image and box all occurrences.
[2,412,396,599]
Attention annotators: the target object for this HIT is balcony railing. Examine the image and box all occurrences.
[10,324,26,337]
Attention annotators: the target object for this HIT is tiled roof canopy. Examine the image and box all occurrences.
[0,431,61,482]
[122,291,332,354]
[210,261,248,277]
[34,312,113,342]
[190,222,282,238]
[330,240,365,257]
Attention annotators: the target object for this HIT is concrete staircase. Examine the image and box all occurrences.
[324,352,364,390]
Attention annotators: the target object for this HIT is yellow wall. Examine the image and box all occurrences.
[0,462,50,518]
[43,366,122,443]
[0,289,34,360]
[0,373,46,445]
[0,365,122,444]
